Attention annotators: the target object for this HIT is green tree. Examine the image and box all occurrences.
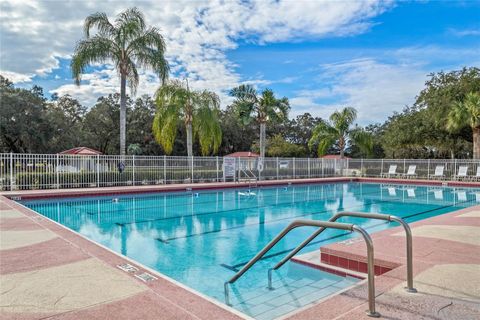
[230,85,289,159]
[45,95,87,152]
[127,143,142,155]
[127,95,163,155]
[153,80,222,156]
[82,94,123,154]
[0,76,52,153]
[71,7,169,156]
[286,113,323,157]
[265,135,307,157]
[309,107,373,158]
[218,105,257,155]
[414,67,479,158]
[447,92,480,159]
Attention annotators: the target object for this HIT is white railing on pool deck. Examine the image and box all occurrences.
[0,153,479,191]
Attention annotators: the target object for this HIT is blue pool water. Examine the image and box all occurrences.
[21,182,480,319]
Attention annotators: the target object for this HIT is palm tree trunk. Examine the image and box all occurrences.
[474,127,480,159]
[120,73,127,156]
[259,122,266,158]
[186,121,193,157]
[339,136,345,159]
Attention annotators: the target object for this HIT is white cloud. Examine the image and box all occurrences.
[0,70,34,83]
[289,43,480,124]
[290,58,427,124]
[448,28,480,37]
[0,0,393,107]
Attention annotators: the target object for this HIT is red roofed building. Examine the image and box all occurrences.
[225,151,259,158]
[321,155,350,159]
[59,147,103,156]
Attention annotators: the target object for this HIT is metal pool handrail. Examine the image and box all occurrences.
[268,212,416,294]
[223,220,381,318]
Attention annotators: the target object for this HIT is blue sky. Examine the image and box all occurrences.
[1,0,479,124]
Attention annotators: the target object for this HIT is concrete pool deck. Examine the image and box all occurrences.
[0,196,246,320]
[1,178,480,319]
[286,205,480,320]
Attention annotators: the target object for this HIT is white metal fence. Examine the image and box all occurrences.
[0,153,479,191]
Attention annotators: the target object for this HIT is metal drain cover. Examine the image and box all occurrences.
[135,272,157,282]
[117,263,139,273]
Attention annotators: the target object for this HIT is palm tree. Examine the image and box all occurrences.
[152,79,222,156]
[71,8,169,156]
[447,92,480,159]
[309,107,373,158]
[230,85,289,159]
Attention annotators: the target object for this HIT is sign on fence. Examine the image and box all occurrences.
[223,157,236,178]
[257,157,264,172]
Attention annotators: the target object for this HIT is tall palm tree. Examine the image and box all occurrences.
[447,92,480,159]
[152,80,222,156]
[309,107,373,158]
[230,85,289,159]
[71,7,169,156]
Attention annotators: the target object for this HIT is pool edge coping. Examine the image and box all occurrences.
[2,177,479,201]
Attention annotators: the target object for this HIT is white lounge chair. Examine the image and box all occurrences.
[429,165,444,180]
[473,166,480,181]
[403,165,417,179]
[455,166,468,181]
[383,165,398,178]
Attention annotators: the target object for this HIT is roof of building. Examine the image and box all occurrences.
[321,155,351,159]
[58,147,103,155]
[225,151,259,158]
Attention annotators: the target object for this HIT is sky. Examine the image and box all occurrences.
[1,0,479,125]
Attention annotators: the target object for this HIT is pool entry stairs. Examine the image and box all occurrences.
[224,212,417,319]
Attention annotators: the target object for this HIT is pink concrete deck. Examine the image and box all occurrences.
[285,205,480,320]
[1,178,480,320]
[0,196,246,320]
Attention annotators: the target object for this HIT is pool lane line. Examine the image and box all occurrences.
[48,183,344,214]
[153,189,443,243]
[114,187,431,227]
[222,197,476,271]
[74,185,353,216]
[81,183,355,215]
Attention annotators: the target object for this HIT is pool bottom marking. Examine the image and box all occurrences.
[152,189,445,244]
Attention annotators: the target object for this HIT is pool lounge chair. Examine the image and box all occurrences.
[429,165,444,180]
[403,165,417,179]
[454,166,468,181]
[383,165,398,178]
[473,166,480,181]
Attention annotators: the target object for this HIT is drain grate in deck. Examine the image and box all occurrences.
[135,272,158,282]
[117,263,139,273]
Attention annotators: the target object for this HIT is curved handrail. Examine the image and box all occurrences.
[269,212,416,293]
[223,220,380,317]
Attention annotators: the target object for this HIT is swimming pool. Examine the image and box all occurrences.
[21,182,480,319]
